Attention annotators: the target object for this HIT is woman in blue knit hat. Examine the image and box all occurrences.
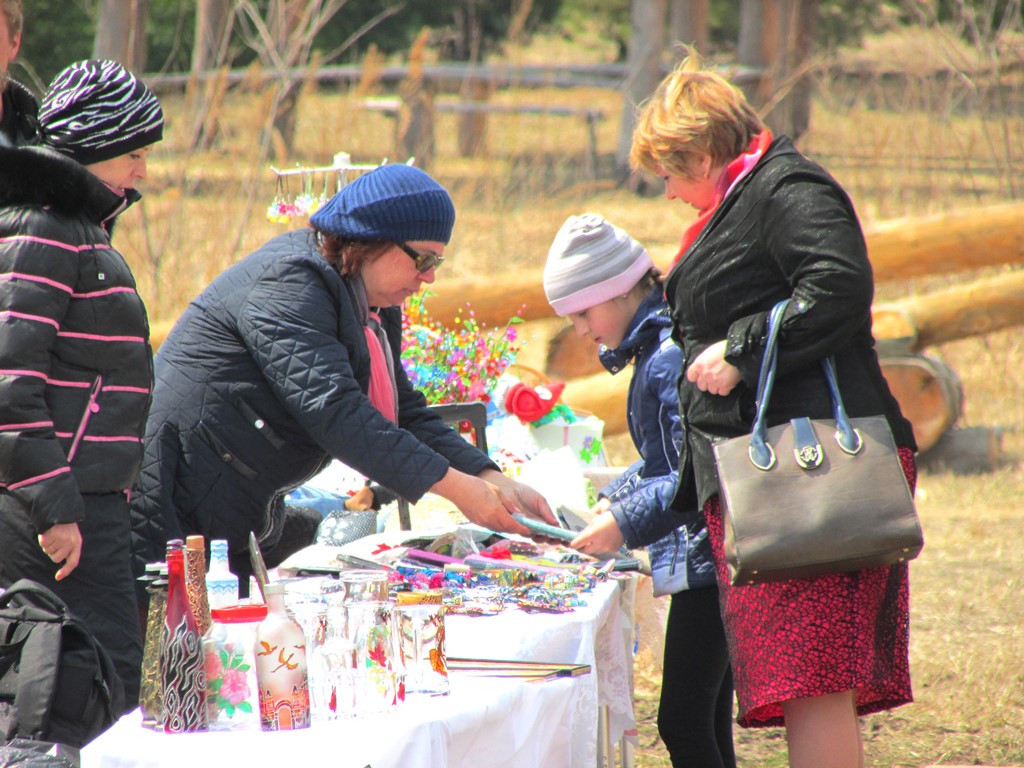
[130,164,558,594]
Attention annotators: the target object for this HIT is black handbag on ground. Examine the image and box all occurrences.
[712,300,924,586]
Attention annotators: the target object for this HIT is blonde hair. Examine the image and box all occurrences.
[630,51,764,180]
[1,0,22,41]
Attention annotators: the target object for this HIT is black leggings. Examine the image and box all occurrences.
[657,586,737,768]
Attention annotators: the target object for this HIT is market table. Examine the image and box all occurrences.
[81,674,575,768]
[285,534,638,767]
[81,574,637,768]
[445,577,636,767]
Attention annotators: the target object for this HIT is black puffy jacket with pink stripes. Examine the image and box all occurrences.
[0,145,152,534]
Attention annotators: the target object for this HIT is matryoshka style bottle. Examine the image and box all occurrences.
[254,583,311,730]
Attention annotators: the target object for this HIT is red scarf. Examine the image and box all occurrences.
[673,129,773,265]
[364,311,397,423]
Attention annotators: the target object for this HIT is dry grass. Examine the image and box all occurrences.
[117,25,1024,767]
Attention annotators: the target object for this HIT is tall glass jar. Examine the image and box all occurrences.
[254,583,310,730]
[161,538,208,733]
[203,604,267,730]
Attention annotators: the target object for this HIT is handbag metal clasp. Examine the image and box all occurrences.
[791,417,823,469]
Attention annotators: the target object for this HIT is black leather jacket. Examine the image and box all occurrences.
[665,136,915,511]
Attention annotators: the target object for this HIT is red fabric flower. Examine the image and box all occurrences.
[504,381,565,423]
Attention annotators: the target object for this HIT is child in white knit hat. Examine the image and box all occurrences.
[543,213,736,768]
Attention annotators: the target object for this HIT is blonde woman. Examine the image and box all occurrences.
[630,53,917,768]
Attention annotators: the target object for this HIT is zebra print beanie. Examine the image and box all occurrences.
[38,60,164,165]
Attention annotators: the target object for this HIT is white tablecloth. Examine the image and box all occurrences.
[446,578,635,767]
[81,577,635,768]
[81,675,574,768]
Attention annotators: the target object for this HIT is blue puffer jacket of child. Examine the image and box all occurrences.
[598,289,717,595]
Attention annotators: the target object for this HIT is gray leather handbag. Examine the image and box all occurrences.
[713,300,924,586]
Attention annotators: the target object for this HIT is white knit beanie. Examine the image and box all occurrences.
[543,213,654,316]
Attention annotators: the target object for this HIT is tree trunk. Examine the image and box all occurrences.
[457,78,493,158]
[93,0,148,73]
[786,0,820,139]
[737,0,770,107]
[669,0,710,57]
[192,0,231,74]
[616,0,667,185]
[737,0,819,138]
[267,0,306,155]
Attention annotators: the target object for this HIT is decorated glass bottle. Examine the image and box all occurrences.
[203,603,267,730]
[185,534,213,636]
[139,562,167,729]
[254,583,310,731]
[206,538,239,610]
[161,538,209,733]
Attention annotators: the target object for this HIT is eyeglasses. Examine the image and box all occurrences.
[396,241,445,273]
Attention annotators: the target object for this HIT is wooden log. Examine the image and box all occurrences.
[874,269,1024,350]
[561,371,631,437]
[549,269,1024,381]
[545,324,605,380]
[915,427,1003,475]
[418,202,1024,331]
[878,355,962,452]
[560,351,966,453]
[867,201,1024,282]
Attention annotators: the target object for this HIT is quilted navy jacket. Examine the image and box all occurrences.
[0,145,153,533]
[129,229,496,577]
[598,289,716,594]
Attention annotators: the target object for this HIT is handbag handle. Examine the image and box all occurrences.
[748,300,863,470]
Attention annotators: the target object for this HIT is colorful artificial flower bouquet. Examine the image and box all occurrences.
[400,292,523,406]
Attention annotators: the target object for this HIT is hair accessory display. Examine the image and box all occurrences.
[267,152,384,225]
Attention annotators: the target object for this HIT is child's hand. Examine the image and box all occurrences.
[571,511,624,557]
[589,497,612,516]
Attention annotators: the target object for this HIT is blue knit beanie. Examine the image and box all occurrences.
[309,164,456,244]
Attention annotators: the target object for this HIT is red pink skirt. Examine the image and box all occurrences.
[704,445,916,728]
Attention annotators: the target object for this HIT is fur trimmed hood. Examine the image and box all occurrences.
[0,143,137,224]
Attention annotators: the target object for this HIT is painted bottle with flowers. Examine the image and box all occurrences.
[203,603,267,730]
[254,583,311,730]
